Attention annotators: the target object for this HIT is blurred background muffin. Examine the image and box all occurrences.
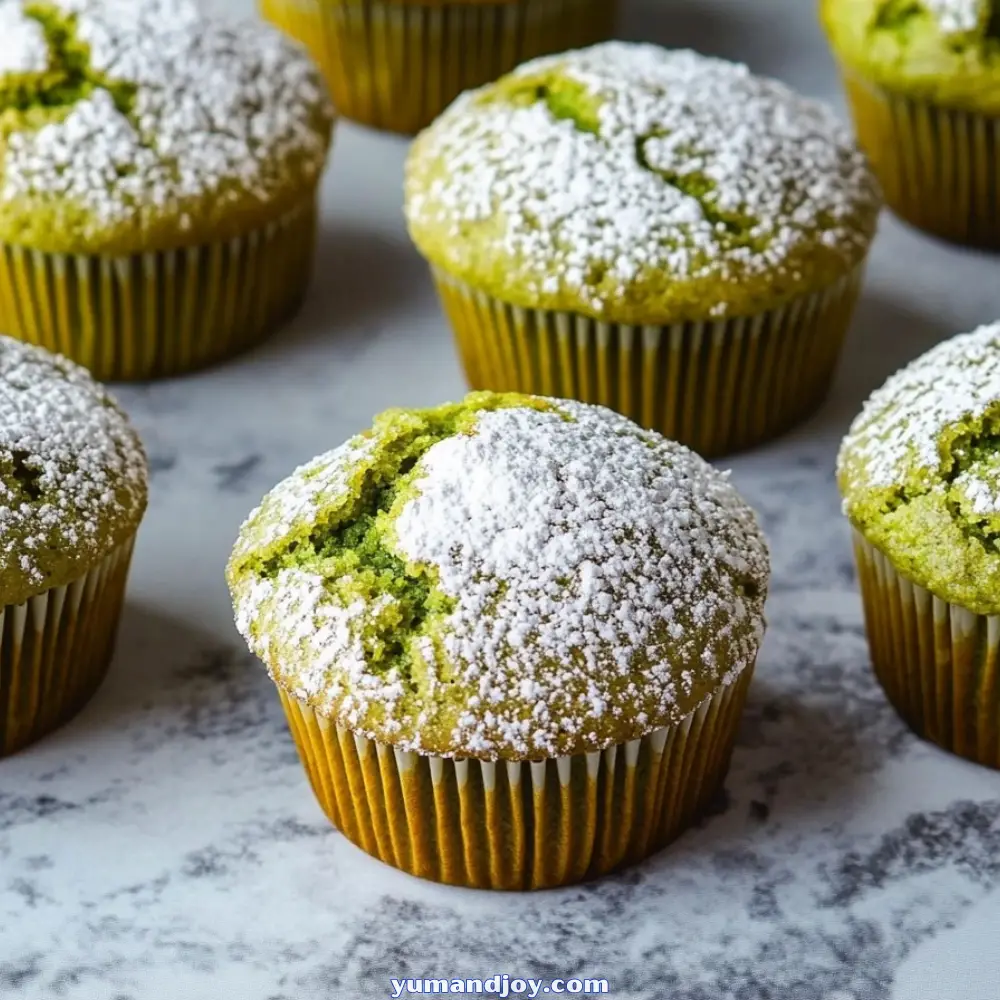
[0,336,147,757]
[226,391,770,888]
[405,42,882,458]
[839,321,1000,770]
[821,0,1000,247]
[259,0,618,134]
[0,0,335,382]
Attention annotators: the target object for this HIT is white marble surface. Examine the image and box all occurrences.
[3,1,1000,997]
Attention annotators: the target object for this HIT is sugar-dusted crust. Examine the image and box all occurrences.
[0,335,147,604]
[405,43,880,325]
[228,393,770,760]
[839,321,1000,615]
[0,0,334,254]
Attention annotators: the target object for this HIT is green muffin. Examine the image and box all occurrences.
[0,335,148,757]
[839,321,1000,768]
[227,392,770,888]
[0,0,335,380]
[820,0,1000,245]
[405,42,881,457]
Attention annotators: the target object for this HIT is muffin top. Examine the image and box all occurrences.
[0,0,334,256]
[0,336,147,606]
[839,322,1000,614]
[227,392,770,761]
[405,43,881,326]
[821,0,1000,113]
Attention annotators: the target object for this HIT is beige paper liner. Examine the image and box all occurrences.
[0,538,135,758]
[854,531,1000,770]
[842,72,1000,249]
[279,666,753,889]
[431,267,863,458]
[260,0,617,135]
[0,200,318,382]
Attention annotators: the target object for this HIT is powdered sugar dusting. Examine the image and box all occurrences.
[231,399,770,759]
[0,0,332,236]
[406,43,879,317]
[838,322,1000,492]
[921,0,982,33]
[0,336,147,597]
[954,467,1000,514]
[0,3,49,74]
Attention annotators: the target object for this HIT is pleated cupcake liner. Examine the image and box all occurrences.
[0,538,135,758]
[431,267,863,458]
[842,72,1000,249]
[278,665,753,889]
[0,199,318,383]
[854,531,1000,770]
[260,0,617,135]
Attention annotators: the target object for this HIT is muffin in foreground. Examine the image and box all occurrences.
[227,392,770,889]
[0,337,147,757]
[821,0,1000,247]
[839,322,1000,769]
[405,42,881,458]
[0,0,335,381]
[259,0,617,135]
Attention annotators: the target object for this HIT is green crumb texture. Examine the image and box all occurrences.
[227,392,554,695]
[0,3,134,121]
[839,359,1000,615]
[821,0,1000,114]
[498,69,604,134]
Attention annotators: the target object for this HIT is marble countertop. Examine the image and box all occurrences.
[4,1,1000,997]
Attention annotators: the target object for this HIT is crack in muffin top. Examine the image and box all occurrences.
[405,42,881,325]
[227,393,770,760]
[0,336,147,605]
[0,0,334,254]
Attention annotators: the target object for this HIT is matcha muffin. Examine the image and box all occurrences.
[259,0,617,135]
[0,0,335,381]
[839,322,1000,769]
[227,391,770,889]
[405,43,882,458]
[0,336,147,757]
[821,0,1000,246]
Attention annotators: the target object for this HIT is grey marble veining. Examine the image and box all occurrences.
[2,1,1000,997]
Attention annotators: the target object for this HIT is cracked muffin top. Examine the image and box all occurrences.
[838,322,1000,614]
[226,392,770,761]
[0,0,334,256]
[821,0,1000,114]
[0,335,147,605]
[404,42,881,326]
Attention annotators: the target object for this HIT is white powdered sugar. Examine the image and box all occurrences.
[839,322,1000,498]
[405,43,879,313]
[921,0,982,33]
[0,336,147,594]
[0,3,49,74]
[232,399,770,758]
[954,466,1000,513]
[0,0,332,231]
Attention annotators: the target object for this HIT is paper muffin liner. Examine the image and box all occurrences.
[841,71,1000,248]
[0,538,135,758]
[853,531,1000,770]
[0,199,318,383]
[278,666,752,889]
[431,266,864,458]
[259,0,617,135]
